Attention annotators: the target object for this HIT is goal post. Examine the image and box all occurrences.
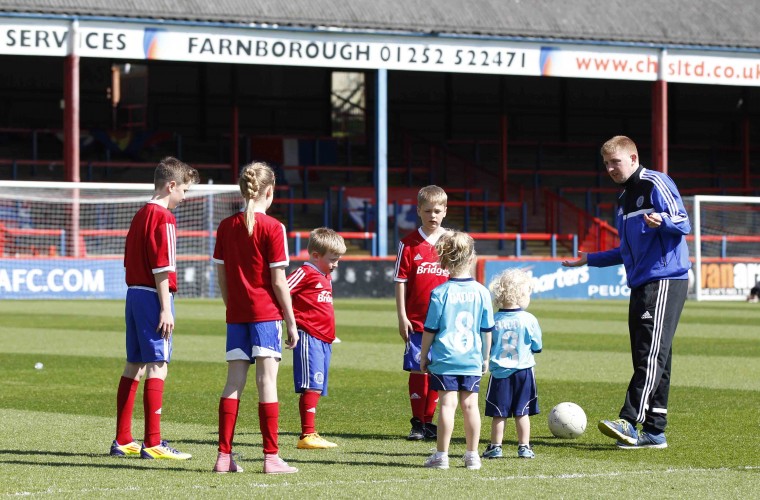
[0,180,242,299]
[689,195,760,301]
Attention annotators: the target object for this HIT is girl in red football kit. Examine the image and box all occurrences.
[212,162,299,474]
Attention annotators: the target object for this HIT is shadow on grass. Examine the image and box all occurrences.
[0,450,87,457]
[525,438,611,452]
[331,432,417,441]
[0,457,198,471]
[180,438,221,447]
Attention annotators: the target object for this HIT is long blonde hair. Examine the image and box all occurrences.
[238,162,276,235]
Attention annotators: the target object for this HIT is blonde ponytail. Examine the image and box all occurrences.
[238,162,276,236]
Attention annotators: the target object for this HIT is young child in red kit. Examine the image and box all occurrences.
[287,227,347,449]
[111,157,199,460]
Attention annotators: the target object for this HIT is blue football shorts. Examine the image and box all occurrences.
[403,331,431,372]
[125,286,174,363]
[293,330,332,396]
[428,373,481,393]
[226,320,282,362]
[484,367,539,418]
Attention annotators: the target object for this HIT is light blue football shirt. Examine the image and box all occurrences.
[488,308,543,379]
[423,278,495,376]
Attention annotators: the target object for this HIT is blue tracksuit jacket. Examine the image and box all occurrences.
[587,166,691,289]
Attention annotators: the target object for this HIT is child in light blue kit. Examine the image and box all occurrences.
[482,268,542,459]
[420,231,494,470]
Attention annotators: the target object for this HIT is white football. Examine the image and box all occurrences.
[547,402,587,439]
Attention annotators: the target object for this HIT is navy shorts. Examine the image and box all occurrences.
[484,368,539,418]
[226,320,282,362]
[293,330,332,396]
[428,373,481,393]
[403,331,431,372]
[125,287,173,363]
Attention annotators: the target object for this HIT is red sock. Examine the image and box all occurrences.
[258,402,279,455]
[115,376,139,444]
[424,389,439,425]
[218,397,240,454]
[299,391,320,437]
[143,378,164,448]
[409,373,428,422]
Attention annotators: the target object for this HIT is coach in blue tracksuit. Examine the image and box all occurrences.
[563,135,690,450]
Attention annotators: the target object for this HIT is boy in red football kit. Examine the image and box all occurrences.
[394,185,449,440]
[212,162,299,475]
[110,157,199,460]
[287,227,347,449]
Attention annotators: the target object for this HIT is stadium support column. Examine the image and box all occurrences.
[231,105,239,182]
[374,69,388,257]
[742,113,750,189]
[499,76,508,201]
[230,65,240,182]
[64,20,81,258]
[500,114,508,201]
[651,49,668,174]
[64,20,80,183]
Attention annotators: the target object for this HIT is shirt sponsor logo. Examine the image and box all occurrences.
[416,262,448,276]
[317,290,333,303]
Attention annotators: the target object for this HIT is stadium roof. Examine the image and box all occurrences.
[0,0,759,50]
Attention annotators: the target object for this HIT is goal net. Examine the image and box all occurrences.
[0,180,242,299]
[687,195,760,301]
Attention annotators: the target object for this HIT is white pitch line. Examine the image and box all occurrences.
[8,466,759,496]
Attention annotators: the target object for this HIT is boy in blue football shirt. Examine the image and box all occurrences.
[482,268,542,460]
[419,231,494,470]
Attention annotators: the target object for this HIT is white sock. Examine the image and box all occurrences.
[434,451,448,459]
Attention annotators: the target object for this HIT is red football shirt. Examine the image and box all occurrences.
[213,211,289,324]
[287,262,335,343]
[393,227,449,332]
[124,201,178,292]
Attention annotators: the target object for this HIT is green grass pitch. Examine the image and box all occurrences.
[1,298,759,498]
